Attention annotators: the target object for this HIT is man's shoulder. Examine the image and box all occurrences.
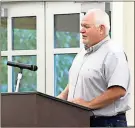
[104,39,124,54]
[103,40,127,63]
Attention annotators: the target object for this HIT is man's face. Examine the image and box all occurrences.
[80,14,101,46]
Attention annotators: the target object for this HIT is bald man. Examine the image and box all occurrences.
[57,9,130,127]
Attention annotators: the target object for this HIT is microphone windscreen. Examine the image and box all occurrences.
[32,65,38,71]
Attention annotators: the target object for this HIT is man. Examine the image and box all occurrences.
[57,9,131,127]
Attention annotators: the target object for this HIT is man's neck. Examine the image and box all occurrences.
[85,35,108,48]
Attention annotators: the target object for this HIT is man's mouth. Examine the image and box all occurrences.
[82,35,87,39]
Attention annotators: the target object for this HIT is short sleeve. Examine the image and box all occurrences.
[104,52,130,91]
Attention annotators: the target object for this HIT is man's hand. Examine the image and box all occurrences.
[69,98,89,108]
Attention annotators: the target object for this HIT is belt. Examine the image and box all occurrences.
[91,112,126,119]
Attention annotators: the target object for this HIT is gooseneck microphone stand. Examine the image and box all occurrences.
[7,61,38,92]
[15,68,23,92]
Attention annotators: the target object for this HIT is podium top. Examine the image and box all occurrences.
[1,91,93,112]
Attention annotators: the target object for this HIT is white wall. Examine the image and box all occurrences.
[123,2,134,126]
[111,2,134,126]
[111,2,124,47]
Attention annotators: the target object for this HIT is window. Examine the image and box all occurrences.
[12,55,37,92]
[0,17,8,92]
[1,17,7,51]
[54,14,80,48]
[54,54,76,95]
[1,16,37,92]
[11,16,37,92]
[0,57,8,92]
[1,3,45,93]
[54,14,80,96]
[12,17,36,50]
[45,2,82,96]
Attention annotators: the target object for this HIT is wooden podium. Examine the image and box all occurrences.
[1,92,94,127]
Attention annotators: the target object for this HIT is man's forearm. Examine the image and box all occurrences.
[88,86,126,109]
[57,91,68,100]
[57,85,69,100]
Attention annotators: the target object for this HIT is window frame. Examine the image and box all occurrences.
[1,2,46,93]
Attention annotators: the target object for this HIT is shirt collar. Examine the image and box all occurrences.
[84,35,110,54]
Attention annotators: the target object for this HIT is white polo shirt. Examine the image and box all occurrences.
[67,36,131,116]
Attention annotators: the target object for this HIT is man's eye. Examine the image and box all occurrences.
[84,26,90,28]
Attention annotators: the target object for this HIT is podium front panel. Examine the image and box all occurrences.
[1,92,92,127]
[1,93,37,127]
[36,94,91,127]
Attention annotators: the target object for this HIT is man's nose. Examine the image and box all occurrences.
[80,27,85,33]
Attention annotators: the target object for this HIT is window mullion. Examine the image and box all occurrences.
[7,16,13,92]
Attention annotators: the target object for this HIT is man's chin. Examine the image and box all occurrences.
[82,41,89,45]
[82,41,92,48]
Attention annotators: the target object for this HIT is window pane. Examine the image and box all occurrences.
[12,56,37,92]
[12,17,36,50]
[54,54,76,96]
[54,14,80,48]
[0,57,8,92]
[0,17,7,51]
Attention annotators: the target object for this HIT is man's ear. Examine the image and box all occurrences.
[100,25,105,34]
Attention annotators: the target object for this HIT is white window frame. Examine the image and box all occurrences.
[1,2,46,93]
[45,2,82,96]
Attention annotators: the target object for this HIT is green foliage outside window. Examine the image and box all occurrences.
[55,32,80,48]
[12,56,37,92]
[12,17,36,50]
[0,18,7,51]
[54,54,76,96]
[0,57,8,92]
[13,29,36,50]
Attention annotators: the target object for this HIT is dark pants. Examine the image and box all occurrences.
[90,113,127,127]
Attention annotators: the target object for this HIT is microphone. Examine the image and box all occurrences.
[7,61,38,71]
